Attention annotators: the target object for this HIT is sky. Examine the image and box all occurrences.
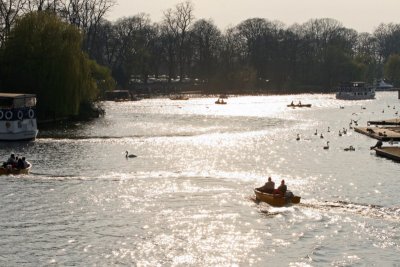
[106,0,400,33]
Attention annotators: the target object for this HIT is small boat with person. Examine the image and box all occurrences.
[215,98,227,104]
[254,189,301,207]
[1,153,32,175]
[287,101,311,108]
[254,178,300,207]
[0,163,31,175]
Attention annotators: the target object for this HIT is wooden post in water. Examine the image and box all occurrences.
[398,89,400,99]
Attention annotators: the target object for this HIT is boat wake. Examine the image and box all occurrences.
[300,200,400,221]
[248,195,295,216]
[248,195,400,220]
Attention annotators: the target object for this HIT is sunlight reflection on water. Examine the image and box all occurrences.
[1,92,400,265]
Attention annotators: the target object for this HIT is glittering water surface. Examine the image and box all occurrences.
[1,92,400,266]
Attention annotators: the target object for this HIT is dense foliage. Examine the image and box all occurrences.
[0,12,114,119]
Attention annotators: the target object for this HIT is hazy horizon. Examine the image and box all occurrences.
[106,0,400,33]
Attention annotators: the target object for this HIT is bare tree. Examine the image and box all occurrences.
[374,23,400,62]
[24,0,59,12]
[0,0,26,46]
[58,0,116,55]
[93,14,156,87]
[163,1,194,81]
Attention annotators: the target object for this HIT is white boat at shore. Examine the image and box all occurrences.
[375,80,395,91]
[336,82,375,100]
[0,93,38,141]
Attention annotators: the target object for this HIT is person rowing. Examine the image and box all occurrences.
[256,177,275,193]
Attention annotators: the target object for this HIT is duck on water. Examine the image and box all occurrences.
[125,151,137,158]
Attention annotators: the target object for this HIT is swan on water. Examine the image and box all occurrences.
[323,141,330,150]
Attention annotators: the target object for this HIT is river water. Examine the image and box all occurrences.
[1,92,399,266]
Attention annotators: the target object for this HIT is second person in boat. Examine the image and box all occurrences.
[274,180,287,196]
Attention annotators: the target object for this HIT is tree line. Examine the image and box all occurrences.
[89,2,400,93]
[2,0,400,101]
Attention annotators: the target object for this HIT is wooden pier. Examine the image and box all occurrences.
[373,147,400,161]
[354,126,400,141]
[367,118,400,125]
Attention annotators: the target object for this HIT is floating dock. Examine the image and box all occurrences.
[367,118,400,125]
[354,126,400,141]
[373,147,400,161]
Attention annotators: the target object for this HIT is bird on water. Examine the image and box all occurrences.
[125,151,137,158]
[323,141,329,150]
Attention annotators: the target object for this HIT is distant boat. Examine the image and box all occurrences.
[375,80,394,91]
[105,90,131,101]
[215,98,227,104]
[336,81,375,100]
[169,94,189,100]
[287,103,312,108]
[254,189,301,207]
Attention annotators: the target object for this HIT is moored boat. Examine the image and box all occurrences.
[254,189,301,207]
[0,162,31,175]
[336,81,375,100]
[0,93,38,141]
[372,146,400,162]
[375,80,394,91]
[169,94,189,100]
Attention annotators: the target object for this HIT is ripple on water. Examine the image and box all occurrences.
[1,93,400,265]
